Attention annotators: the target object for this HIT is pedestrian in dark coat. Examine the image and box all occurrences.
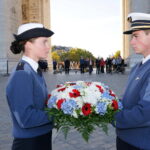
[64,59,70,74]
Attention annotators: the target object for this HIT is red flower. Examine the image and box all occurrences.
[57,99,65,109]
[48,94,51,99]
[69,89,81,98]
[82,103,92,116]
[109,90,116,97]
[96,85,104,93]
[112,100,118,110]
[58,87,66,92]
[56,84,63,88]
[69,83,76,86]
[86,82,92,86]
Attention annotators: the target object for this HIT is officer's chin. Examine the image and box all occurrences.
[134,49,141,54]
[40,55,48,60]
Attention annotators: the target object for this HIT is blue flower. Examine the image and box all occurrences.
[102,91,113,100]
[118,101,123,110]
[61,100,77,115]
[48,96,57,108]
[73,85,82,89]
[96,102,108,115]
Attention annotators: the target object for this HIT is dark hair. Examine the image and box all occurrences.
[10,40,27,54]
[10,38,36,54]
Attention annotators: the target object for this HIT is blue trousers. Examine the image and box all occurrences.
[116,137,141,150]
[12,131,52,150]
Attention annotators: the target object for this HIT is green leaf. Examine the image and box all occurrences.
[61,126,70,139]
[44,107,118,142]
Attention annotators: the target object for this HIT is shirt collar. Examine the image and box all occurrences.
[142,54,150,64]
[22,55,38,72]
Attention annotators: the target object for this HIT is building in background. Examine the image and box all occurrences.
[0,0,53,74]
[0,0,150,73]
[122,0,150,67]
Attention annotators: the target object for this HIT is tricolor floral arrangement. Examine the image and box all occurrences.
[46,81,122,142]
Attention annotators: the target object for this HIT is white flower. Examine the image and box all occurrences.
[72,110,78,118]
[75,97,84,108]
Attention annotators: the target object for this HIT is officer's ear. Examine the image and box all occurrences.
[24,41,34,51]
[24,38,36,50]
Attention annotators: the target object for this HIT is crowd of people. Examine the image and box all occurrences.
[52,55,126,74]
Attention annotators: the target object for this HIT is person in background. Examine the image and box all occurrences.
[38,60,48,72]
[116,56,122,73]
[100,57,105,73]
[115,13,150,150]
[53,59,57,74]
[64,58,70,74]
[106,57,112,74]
[80,56,85,74]
[7,23,54,150]
[89,57,94,75]
[112,57,117,72]
[96,57,100,74]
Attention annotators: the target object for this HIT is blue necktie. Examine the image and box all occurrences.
[37,67,42,76]
[139,61,143,67]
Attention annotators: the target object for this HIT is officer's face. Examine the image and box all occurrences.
[130,30,150,57]
[27,37,50,61]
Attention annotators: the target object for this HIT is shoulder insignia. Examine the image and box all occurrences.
[16,62,25,71]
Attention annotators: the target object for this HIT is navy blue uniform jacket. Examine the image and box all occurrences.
[6,60,53,138]
[115,59,150,149]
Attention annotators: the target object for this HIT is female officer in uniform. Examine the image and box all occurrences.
[6,23,54,150]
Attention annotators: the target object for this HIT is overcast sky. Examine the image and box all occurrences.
[51,0,122,58]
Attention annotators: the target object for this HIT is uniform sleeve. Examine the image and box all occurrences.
[115,76,150,129]
[7,71,52,129]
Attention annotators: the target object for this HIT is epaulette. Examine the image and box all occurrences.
[16,62,25,71]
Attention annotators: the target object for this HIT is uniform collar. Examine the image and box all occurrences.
[142,54,150,64]
[22,55,38,72]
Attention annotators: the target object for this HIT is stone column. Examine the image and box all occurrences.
[42,0,53,71]
[0,0,52,74]
[122,0,130,59]
[22,0,53,71]
[123,0,150,68]
[0,0,22,74]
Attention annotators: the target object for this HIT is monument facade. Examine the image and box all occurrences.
[1,0,149,72]
[0,0,52,74]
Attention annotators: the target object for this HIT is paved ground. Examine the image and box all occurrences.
[0,71,128,150]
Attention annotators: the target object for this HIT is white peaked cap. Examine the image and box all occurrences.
[17,23,44,35]
[124,12,150,34]
[127,12,150,22]
[14,23,54,41]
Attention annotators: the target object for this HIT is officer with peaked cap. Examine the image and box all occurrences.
[6,23,54,150]
[114,12,150,150]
